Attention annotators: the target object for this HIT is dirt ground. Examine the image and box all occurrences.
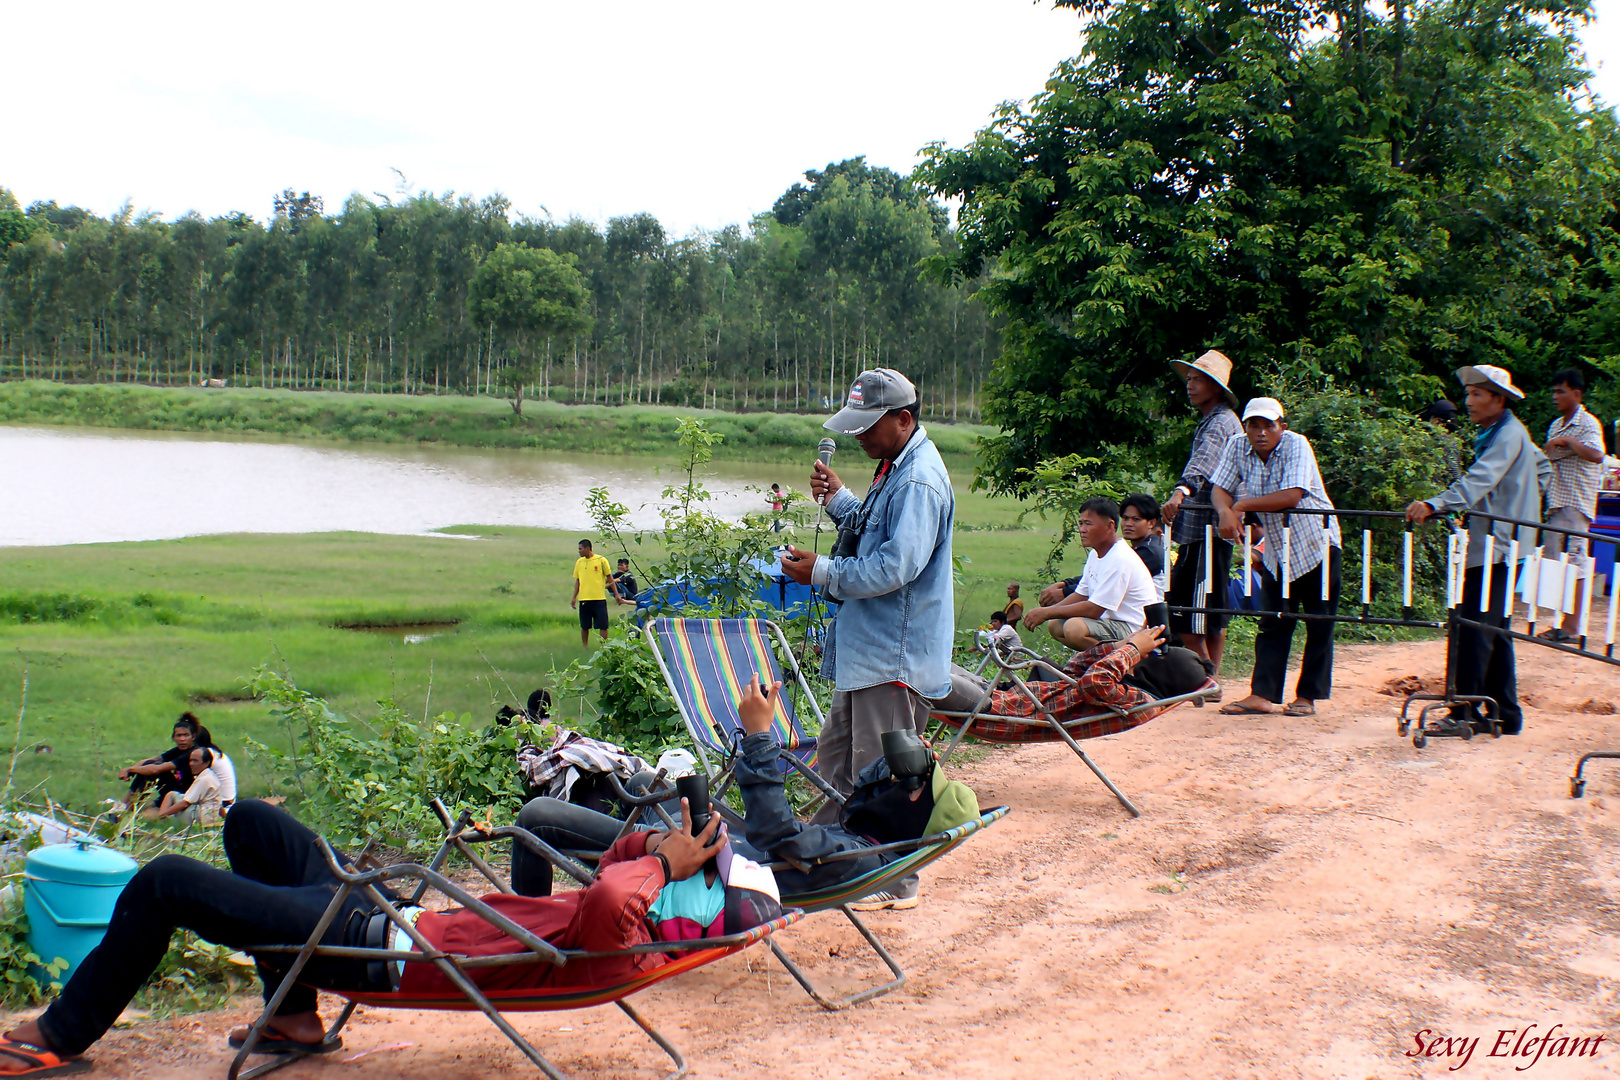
[16,638,1620,1079]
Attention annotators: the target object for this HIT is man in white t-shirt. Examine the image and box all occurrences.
[1022,497,1158,650]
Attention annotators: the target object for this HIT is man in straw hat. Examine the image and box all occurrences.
[1161,350,1243,672]
[1407,365,1550,735]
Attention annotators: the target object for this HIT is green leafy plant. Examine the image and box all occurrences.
[0,891,67,1008]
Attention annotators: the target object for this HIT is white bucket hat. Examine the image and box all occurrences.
[1455,364,1524,400]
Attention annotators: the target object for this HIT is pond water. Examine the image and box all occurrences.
[0,425,813,547]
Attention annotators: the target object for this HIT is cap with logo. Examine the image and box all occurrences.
[1455,364,1524,400]
[824,368,920,435]
[1241,397,1285,423]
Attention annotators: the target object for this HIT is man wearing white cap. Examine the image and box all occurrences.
[1209,398,1342,716]
[780,368,954,908]
[1161,350,1244,671]
[1406,365,1550,735]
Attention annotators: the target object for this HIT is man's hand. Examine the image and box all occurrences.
[779,545,816,585]
[810,461,843,505]
[1163,489,1186,523]
[1022,606,1051,632]
[738,674,782,735]
[1405,500,1435,523]
[647,798,724,881]
[1037,581,1067,606]
[1216,506,1243,542]
[1125,625,1167,656]
[570,599,577,609]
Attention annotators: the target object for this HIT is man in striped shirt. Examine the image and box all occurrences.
[1541,369,1606,644]
[1211,398,1342,717]
[1161,350,1243,672]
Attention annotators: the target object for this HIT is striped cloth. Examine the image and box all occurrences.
[649,618,817,767]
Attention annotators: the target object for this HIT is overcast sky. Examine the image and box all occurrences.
[4,1,1617,235]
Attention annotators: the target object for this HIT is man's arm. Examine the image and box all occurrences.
[570,577,580,608]
[1409,425,1521,520]
[814,479,948,600]
[1024,591,1105,628]
[1547,435,1606,463]
[1074,627,1165,707]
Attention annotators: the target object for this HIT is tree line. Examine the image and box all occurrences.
[0,159,999,420]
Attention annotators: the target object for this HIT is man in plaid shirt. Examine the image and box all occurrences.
[1161,351,1243,672]
[932,626,1211,742]
[1210,398,1342,718]
[1541,368,1607,643]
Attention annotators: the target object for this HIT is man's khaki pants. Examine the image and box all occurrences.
[812,682,930,824]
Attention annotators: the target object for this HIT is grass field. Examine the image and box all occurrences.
[0,381,992,472]
[0,521,1089,811]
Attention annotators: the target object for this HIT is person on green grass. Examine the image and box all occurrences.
[570,539,616,646]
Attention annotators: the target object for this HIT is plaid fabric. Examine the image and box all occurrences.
[649,618,817,768]
[1547,405,1606,518]
[516,731,650,801]
[1172,405,1243,544]
[1210,430,1341,581]
[931,642,1187,743]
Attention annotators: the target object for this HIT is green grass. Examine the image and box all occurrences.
[0,380,992,473]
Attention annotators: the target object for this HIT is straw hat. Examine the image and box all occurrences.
[1455,364,1524,400]
[1170,350,1240,407]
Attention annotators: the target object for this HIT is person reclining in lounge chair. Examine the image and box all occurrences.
[511,675,981,912]
[932,626,1213,739]
[0,799,779,1077]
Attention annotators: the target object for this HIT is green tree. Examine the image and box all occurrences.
[467,243,592,414]
[920,0,1620,492]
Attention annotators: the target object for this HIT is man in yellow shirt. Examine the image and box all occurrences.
[571,539,616,646]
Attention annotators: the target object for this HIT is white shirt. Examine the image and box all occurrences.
[1076,540,1157,629]
[978,622,1021,651]
[212,753,238,803]
[182,768,224,824]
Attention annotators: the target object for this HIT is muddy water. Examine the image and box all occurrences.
[0,425,802,546]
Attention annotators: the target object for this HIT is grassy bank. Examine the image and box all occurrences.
[0,523,1099,810]
[0,381,992,471]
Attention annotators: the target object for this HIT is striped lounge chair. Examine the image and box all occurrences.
[644,617,823,778]
[230,801,800,1080]
[929,639,1221,818]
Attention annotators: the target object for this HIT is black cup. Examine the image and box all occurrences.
[881,729,932,785]
[676,774,711,838]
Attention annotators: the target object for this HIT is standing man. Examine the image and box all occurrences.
[1022,498,1158,651]
[1407,366,1550,735]
[779,369,953,895]
[1211,399,1343,717]
[1161,350,1243,672]
[1540,369,1606,644]
[570,539,616,647]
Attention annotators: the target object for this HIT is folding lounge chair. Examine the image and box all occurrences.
[929,639,1221,819]
[644,617,823,777]
[642,616,1011,1009]
[230,799,801,1080]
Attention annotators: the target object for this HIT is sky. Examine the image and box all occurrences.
[4,0,1618,236]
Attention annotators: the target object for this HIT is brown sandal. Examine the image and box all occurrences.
[1283,701,1316,716]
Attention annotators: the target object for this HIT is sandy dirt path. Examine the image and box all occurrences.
[14,638,1620,1079]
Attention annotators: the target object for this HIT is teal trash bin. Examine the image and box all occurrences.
[24,839,139,984]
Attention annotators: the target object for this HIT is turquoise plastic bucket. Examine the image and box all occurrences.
[24,839,139,984]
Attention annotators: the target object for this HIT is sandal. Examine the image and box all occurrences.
[1283,701,1316,716]
[228,1028,343,1055]
[1218,702,1273,715]
[1536,627,1573,643]
[0,1038,91,1077]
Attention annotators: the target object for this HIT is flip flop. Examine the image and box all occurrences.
[1283,701,1317,716]
[0,1038,91,1077]
[228,1028,343,1055]
[1218,702,1273,715]
[1536,627,1573,643]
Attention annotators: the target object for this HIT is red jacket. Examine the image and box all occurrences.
[400,832,668,995]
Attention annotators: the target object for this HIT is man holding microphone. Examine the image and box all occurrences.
[779,369,954,908]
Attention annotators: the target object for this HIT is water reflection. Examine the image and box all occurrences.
[0,425,796,547]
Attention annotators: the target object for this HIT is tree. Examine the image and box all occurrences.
[920,0,1620,492]
[467,243,592,414]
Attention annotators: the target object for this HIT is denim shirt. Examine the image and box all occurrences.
[1426,411,1551,567]
[817,429,955,698]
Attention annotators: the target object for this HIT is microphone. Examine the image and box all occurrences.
[817,437,836,468]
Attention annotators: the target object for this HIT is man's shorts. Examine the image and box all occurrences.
[1546,506,1593,567]
[1167,537,1234,635]
[1071,616,1135,643]
[578,599,610,630]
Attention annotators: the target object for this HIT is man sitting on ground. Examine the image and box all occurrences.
[0,799,779,1076]
[118,713,203,811]
[610,558,639,606]
[934,626,1212,739]
[1022,498,1157,650]
[150,746,227,825]
[1119,493,1169,597]
[508,675,981,913]
[976,610,1021,654]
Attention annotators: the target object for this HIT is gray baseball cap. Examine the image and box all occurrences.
[824,368,919,435]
